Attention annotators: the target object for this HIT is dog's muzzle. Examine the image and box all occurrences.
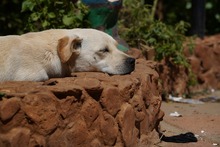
[124,57,135,74]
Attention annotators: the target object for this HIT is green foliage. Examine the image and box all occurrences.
[145,21,190,67]
[21,0,90,32]
[1,0,219,35]
[119,0,191,68]
[119,0,152,47]
[119,0,197,90]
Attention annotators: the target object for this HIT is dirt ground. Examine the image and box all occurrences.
[156,90,220,147]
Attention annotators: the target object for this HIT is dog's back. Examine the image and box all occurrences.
[0,36,22,80]
[0,30,65,81]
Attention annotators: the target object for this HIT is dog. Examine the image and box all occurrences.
[0,29,135,81]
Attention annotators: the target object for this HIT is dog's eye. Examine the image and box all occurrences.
[75,42,81,48]
[100,48,109,53]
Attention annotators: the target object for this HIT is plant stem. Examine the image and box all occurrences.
[150,0,158,21]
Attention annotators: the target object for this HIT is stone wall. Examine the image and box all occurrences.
[0,59,164,147]
[187,35,220,90]
[150,34,220,96]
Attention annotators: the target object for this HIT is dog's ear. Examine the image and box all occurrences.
[57,35,82,63]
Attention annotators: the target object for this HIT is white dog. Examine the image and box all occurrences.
[0,29,135,81]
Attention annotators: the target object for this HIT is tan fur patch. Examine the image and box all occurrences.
[57,36,72,63]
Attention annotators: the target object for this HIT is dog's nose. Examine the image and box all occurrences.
[126,57,135,65]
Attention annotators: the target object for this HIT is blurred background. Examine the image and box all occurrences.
[0,0,219,37]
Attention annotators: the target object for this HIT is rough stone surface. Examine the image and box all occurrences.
[154,35,220,96]
[0,59,164,147]
[187,35,220,91]
[0,97,20,122]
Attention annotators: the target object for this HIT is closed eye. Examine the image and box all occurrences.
[75,42,81,48]
[99,48,109,53]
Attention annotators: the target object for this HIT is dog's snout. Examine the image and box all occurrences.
[126,57,135,65]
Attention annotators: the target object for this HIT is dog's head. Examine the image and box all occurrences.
[57,29,135,75]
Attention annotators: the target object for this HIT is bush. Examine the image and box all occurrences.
[144,21,191,67]
[119,0,192,68]
[21,0,90,32]
[119,0,197,92]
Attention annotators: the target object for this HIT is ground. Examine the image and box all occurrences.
[157,90,220,147]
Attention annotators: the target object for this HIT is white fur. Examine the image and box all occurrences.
[0,29,135,81]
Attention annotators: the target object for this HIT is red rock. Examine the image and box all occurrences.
[158,34,220,95]
[0,59,163,146]
[127,48,145,59]
[100,86,123,116]
[0,97,20,122]
[0,127,30,147]
[29,134,46,147]
[100,111,118,146]
[188,56,201,75]
[116,103,139,147]
[81,98,100,127]
[190,35,220,90]
[21,91,60,135]
[63,117,91,146]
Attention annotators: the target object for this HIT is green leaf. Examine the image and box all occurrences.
[59,10,65,13]
[62,15,74,26]
[55,1,64,5]
[48,12,56,18]
[147,38,156,44]
[76,13,84,21]
[30,12,41,21]
[42,20,50,28]
[42,7,48,15]
[21,1,36,12]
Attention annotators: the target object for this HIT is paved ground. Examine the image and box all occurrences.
[156,91,220,147]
